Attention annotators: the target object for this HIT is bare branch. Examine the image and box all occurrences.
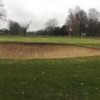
[45,18,58,35]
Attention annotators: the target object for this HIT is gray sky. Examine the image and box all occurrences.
[3,0,100,31]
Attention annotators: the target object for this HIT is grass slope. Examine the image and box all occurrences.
[0,56,100,100]
[0,35,100,48]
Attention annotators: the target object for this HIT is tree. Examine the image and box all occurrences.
[75,9,87,35]
[66,9,74,36]
[21,20,32,35]
[9,20,31,35]
[45,18,58,35]
[87,8,100,36]
[9,20,22,35]
[66,6,87,36]
[0,0,6,21]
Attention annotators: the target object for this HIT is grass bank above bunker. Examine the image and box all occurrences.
[0,42,100,59]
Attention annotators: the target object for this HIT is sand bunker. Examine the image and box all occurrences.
[0,42,100,59]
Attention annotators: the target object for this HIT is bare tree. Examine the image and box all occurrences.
[66,6,87,36]
[66,8,78,36]
[21,20,32,35]
[88,8,99,21]
[75,9,87,35]
[45,18,58,35]
[0,0,6,21]
[87,8,100,36]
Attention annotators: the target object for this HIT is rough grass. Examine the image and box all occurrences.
[0,56,100,100]
[0,35,100,48]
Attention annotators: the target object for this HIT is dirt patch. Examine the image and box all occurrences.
[0,42,100,59]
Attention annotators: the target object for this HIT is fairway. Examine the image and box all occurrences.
[0,57,100,100]
[0,35,100,48]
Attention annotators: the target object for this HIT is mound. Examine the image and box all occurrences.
[0,42,100,59]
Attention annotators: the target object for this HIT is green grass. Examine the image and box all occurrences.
[0,35,100,99]
[0,56,100,100]
[0,35,100,48]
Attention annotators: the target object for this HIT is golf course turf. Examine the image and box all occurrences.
[0,57,100,100]
[0,35,100,48]
[0,35,100,100]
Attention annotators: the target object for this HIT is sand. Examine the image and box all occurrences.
[0,42,100,59]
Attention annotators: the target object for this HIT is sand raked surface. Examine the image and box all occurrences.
[0,42,100,59]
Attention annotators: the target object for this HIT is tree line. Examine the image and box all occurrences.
[0,0,100,36]
[40,6,100,36]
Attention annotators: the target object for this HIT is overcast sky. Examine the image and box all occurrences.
[2,0,100,31]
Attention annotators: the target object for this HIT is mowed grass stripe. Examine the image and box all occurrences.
[0,56,100,100]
